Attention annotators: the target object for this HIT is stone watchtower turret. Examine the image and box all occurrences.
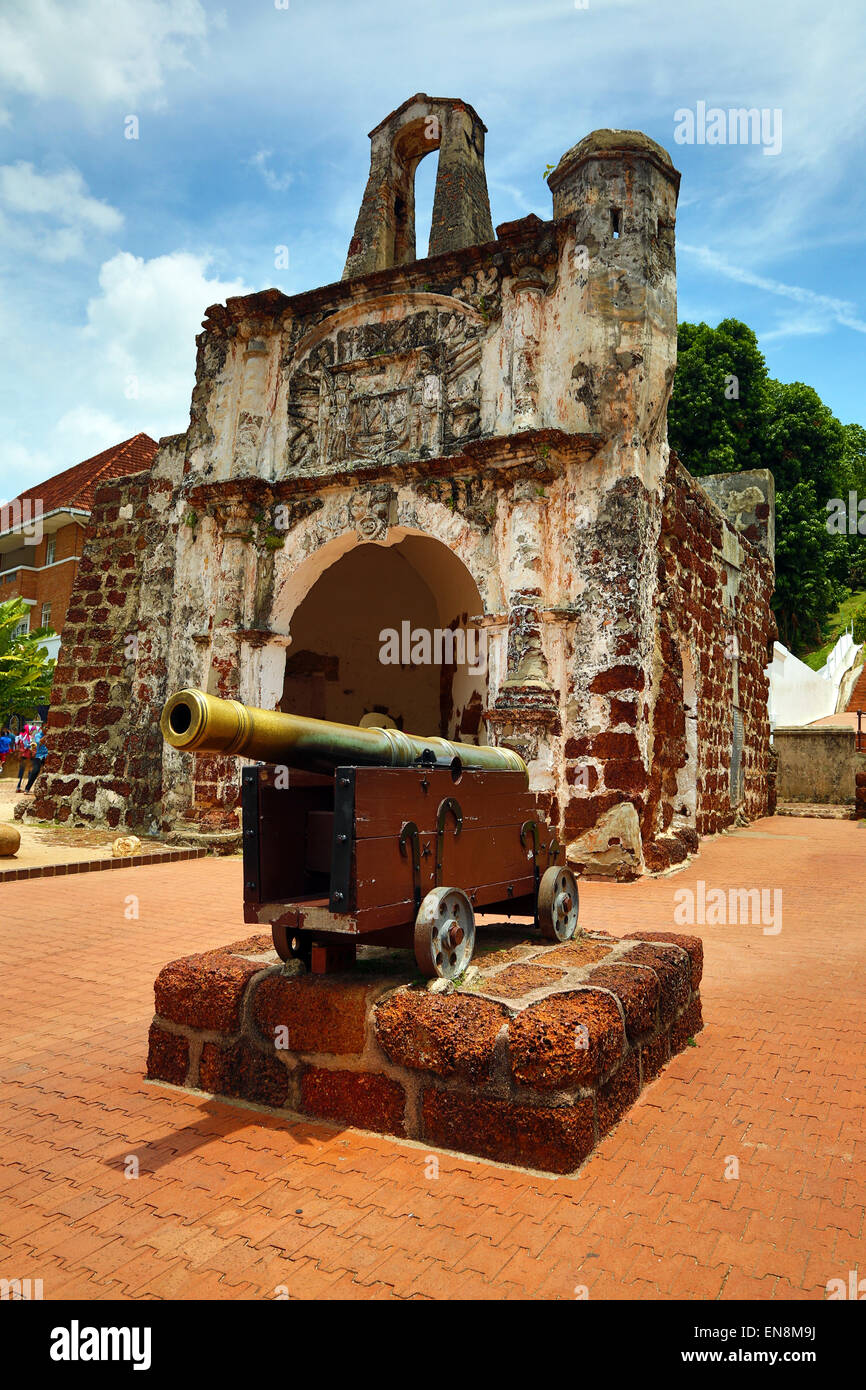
[546,129,681,491]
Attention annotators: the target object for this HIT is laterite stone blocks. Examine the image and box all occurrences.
[252,972,378,1055]
[300,1068,406,1138]
[375,992,508,1082]
[421,1089,596,1174]
[146,925,703,1175]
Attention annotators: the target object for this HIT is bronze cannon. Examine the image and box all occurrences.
[160,688,579,979]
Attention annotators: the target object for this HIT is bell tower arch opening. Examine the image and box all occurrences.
[277,534,489,745]
[387,115,442,267]
[413,146,438,265]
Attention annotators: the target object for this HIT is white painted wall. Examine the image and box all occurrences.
[767,631,861,729]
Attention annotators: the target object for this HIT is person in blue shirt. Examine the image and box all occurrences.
[0,728,12,770]
[24,727,48,793]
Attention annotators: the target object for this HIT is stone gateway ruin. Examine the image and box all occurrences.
[32,95,775,880]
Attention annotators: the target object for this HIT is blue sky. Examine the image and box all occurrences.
[0,0,864,502]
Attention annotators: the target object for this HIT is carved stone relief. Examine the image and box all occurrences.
[283,302,491,475]
[348,484,397,541]
[233,411,263,473]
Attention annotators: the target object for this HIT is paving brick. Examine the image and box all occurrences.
[0,819,862,1301]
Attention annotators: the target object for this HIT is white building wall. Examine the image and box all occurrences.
[767,632,860,729]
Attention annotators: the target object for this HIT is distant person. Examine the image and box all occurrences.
[25,729,48,793]
[0,728,11,771]
[14,724,33,792]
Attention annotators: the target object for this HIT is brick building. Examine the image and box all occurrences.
[0,434,157,659]
[30,98,776,873]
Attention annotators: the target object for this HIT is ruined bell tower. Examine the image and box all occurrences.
[343,95,494,277]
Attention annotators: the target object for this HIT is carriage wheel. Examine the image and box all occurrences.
[414,887,476,980]
[272,924,313,970]
[538,865,579,941]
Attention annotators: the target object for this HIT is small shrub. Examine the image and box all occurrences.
[853,602,866,645]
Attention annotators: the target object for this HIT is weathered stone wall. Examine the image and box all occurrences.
[646,461,774,867]
[557,460,774,878]
[343,94,495,278]
[774,727,858,805]
[30,440,184,832]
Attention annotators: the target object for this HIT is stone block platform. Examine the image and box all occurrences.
[146,926,703,1175]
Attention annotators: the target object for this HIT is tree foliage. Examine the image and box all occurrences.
[0,597,56,724]
[836,423,866,590]
[762,379,846,497]
[772,483,843,651]
[668,318,769,475]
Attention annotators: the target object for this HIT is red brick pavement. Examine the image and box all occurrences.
[0,816,863,1300]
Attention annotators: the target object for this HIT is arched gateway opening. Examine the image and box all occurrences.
[277,534,489,745]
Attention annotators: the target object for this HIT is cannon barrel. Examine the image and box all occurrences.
[160,688,527,777]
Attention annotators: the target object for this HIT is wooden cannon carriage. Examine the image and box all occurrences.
[160,689,579,979]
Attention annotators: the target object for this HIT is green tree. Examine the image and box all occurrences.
[0,597,56,724]
[762,379,846,498]
[764,384,850,647]
[773,482,844,652]
[668,318,769,475]
[836,423,866,589]
[840,422,866,493]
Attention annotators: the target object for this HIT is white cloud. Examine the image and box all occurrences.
[0,248,250,497]
[249,150,294,193]
[0,162,125,270]
[51,406,131,457]
[0,161,122,262]
[0,442,55,505]
[80,249,250,413]
[0,162,122,232]
[0,0,209,110]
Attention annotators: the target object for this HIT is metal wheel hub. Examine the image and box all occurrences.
[414,886,476,980]
[553,889,573,929]
[538,865,580,942]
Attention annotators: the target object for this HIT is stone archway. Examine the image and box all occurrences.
[273,531,489,744]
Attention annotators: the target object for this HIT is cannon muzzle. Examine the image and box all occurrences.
[160,688,527,777]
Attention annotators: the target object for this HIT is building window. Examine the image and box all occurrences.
[45,536,56,565]
[12,619,29,638]
[41,602,52,630]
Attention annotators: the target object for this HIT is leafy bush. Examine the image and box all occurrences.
[0,596,55,722]
[853,602,866,645]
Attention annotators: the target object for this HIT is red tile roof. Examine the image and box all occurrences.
[9,433,158,515]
